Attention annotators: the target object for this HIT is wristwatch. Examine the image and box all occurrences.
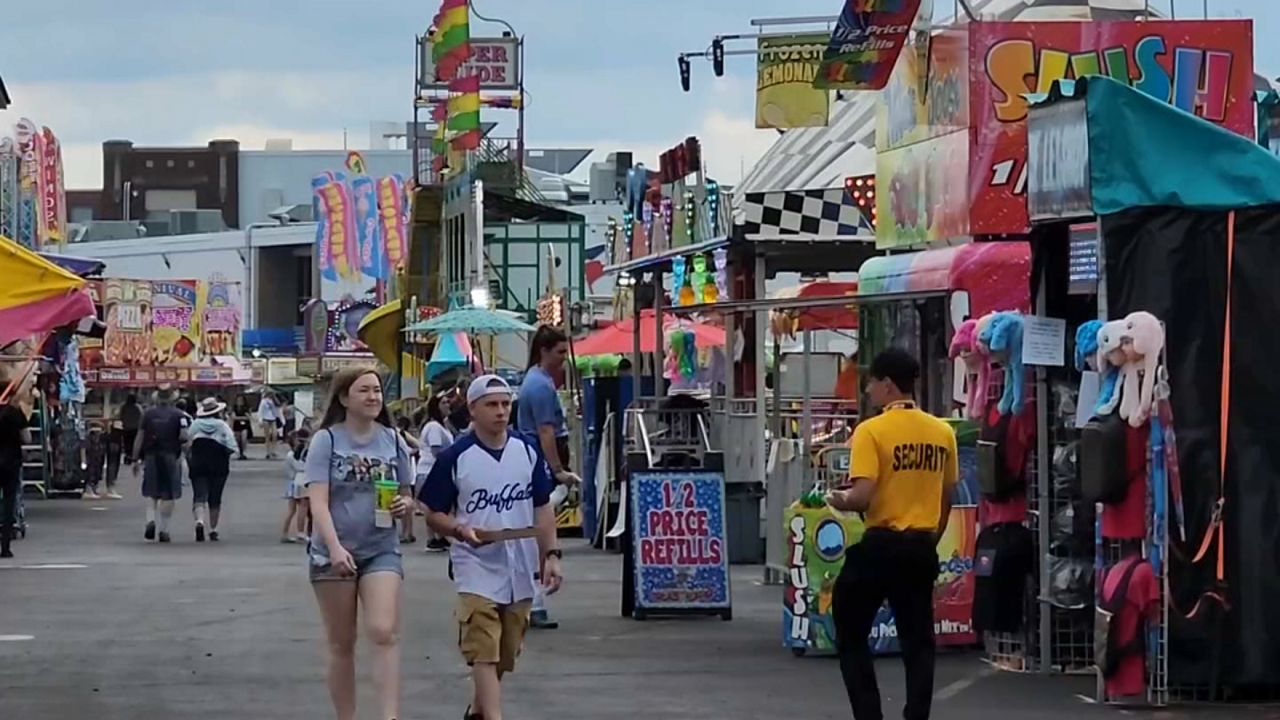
[544,548,563,560]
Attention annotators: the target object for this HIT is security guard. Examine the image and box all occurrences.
[827,347,958,720]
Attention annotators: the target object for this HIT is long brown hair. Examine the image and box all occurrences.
[526,324,568,370]
[319,367,393,429]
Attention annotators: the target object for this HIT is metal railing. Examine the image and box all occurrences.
[624,399,713,469]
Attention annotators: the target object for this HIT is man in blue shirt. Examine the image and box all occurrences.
[421,375,562,720]
[517,325,579,629]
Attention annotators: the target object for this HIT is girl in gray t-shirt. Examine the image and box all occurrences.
[305,368,414,720]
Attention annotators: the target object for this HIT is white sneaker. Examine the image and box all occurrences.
[82,490,100,500]
[105,491,123,500]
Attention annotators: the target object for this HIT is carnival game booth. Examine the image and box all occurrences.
[846,241,1031,656]
[1021,75,1280,706]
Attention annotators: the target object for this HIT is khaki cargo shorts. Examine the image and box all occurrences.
[456,592,533,673]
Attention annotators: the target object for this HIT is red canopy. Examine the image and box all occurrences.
[574,310,725,355]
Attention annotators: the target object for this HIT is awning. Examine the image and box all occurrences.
[574,310,724,356]
[857,242,1031,318]
[0,235,95,347]
[1030,76,1280,216]
[770,281,859,338]
[39,252,105,278]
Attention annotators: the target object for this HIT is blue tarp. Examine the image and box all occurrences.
[1031,76,1280,216]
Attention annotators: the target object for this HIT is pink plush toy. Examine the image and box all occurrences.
[1118,310,1165,427]
[949,319,988,419]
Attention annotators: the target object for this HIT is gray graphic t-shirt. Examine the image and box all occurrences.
[305,425,414,564]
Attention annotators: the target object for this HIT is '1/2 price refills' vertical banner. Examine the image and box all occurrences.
[630,471,731,611]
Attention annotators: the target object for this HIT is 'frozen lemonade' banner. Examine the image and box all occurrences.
[151,280,200,366]
[757,34,830,129]
[971,20,1254,234]
[813,0,924,91]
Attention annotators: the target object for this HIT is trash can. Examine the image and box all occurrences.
[725,481,766,564]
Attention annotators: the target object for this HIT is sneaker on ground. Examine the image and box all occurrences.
[158,532,171,543]
[280,536,297,544]
[295,533,309,543]
[105,491,123,500]
[530,609,559,630]
[83,490,100,500]
[0,548,13,559]
[144,521,156,541]
[209,530,220,542]
[425,539,450,553]
[195,523,206,542]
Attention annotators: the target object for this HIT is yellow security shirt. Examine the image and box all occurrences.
[847,404,958,531]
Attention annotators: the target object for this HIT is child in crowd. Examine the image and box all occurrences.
[280,428,311,543]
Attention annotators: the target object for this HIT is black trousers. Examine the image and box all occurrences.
[0,462,20,552]
[833,529,939,720]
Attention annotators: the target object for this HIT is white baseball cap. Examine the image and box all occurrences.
[467,374,513,404]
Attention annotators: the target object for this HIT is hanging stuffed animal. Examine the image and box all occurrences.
[672,256,692,306]
[681,328,698,380]
[949,319,987,420]
[986,312,1026,415]
[1118,310,1165,428]
[713,247,729,300]
[1074,319,1119,416]
[1094,319,1129,416]
[664,331,681,381]
[695,254,717,304]
[974,311,999,355]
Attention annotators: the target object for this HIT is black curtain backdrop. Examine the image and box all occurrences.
[1105,205,1280,687]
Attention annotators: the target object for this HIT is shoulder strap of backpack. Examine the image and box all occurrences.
[1102,557,1142,614]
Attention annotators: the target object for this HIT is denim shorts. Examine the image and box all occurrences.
[309,550,403,582]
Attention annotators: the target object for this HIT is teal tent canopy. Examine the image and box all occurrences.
[427,331,474,380]
[1029,76,1280,216]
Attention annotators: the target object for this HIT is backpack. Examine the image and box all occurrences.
[1080,413,1129,504]
[1094,557,1146,678]
[977,404,1024,500]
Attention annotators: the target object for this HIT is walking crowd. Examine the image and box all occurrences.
[1,324,582,720]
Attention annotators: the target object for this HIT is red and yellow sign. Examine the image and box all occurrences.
[969,20,1254,234]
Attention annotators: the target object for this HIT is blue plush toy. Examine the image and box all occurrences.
[1074,319,1119,416]
[986,312,1026,415]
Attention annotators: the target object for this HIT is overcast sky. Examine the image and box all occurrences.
[2,0,1276,189]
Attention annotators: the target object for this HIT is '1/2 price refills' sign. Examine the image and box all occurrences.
[630,471,731,611]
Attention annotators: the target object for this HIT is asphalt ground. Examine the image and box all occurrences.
[1,450,1275,719]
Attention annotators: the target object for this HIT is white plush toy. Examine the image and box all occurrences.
[1118,311,1165,428]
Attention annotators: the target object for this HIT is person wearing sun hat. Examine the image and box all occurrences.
[188,397,237,542]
